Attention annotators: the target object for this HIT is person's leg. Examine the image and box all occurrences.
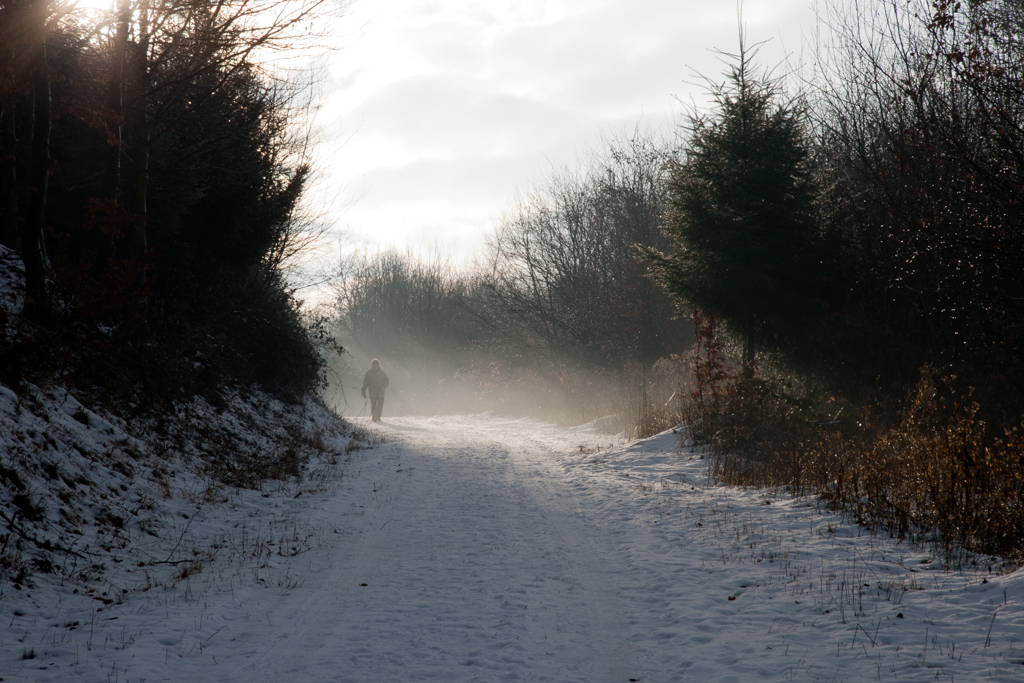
[371,396,384,421]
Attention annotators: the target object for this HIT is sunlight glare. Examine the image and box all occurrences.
[67,0,115,15]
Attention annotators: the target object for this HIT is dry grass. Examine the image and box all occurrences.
[694,369,1024,564]
[625,355,691,439]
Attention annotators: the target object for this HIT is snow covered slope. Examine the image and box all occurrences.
[0,378,366,681]
[4,414,1019,682]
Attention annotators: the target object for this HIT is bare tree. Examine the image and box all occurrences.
[811,0,1024,404]
[484,129,683,371]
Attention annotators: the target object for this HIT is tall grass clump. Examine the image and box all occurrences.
[622,355,691,439]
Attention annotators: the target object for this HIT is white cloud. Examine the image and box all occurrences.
[312,0,822,264]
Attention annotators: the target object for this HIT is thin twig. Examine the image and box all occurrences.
[162,502,203,564]
[0,509,89,560]
[984,609,998,648]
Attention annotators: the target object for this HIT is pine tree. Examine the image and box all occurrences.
[648,40,822,374]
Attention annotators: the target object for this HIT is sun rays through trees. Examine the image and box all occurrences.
[329,1,1024,560]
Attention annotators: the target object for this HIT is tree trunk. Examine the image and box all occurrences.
[23,5,50,316]
[0,0,24,252]
[0,100,17,250]
[130,0,149,261]
[103,0,130,203]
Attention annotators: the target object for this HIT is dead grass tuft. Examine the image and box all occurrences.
[625,355,691,439]
[347,424,387,445]
[177,560,203,580]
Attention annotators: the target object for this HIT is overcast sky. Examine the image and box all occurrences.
[312,0,823,264]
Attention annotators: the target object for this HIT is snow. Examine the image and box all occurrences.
[0,377,360,681]
[0,245,24,319]
[2,413,1022,681]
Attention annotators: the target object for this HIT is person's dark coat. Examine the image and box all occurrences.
[362,361,389,421]
[361,367,389,400]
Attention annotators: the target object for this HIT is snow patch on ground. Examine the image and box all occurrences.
[1,412,1021,682]
[571,423,1024,681]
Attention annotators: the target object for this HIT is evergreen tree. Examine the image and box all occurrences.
[0,1,328,402]
[648,42,823,373]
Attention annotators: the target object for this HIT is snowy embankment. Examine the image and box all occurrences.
[2,413,1022,682]
[0,379,363,682]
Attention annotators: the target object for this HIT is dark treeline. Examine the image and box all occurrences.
[330,133,690,427]
[0,0,331,406]
[652,0,1024,416]
[815,0,1024,415]
[649,0,1024,561]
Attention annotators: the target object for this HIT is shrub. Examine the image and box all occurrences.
[698,368,1024,563]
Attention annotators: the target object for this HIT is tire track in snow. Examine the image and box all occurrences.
[499,425,645,683]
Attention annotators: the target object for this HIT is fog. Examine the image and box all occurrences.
[325,344,621,424]
[320,131,696,433]
[325,340,694,439]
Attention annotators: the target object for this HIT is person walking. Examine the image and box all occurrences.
[361,358,390,422]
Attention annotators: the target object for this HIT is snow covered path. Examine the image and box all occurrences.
[4,414,1022,682]
[190,415,1023,683]
[226,416,646,683]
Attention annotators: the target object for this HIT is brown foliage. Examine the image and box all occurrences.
[698,368,1024,562]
